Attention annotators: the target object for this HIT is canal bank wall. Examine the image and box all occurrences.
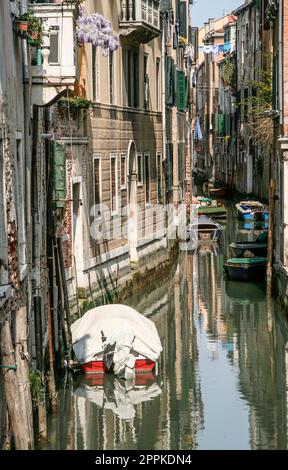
[70,237,179,316]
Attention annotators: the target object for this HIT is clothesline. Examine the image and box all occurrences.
[199,43,235,55]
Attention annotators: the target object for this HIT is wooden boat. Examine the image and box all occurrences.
[209,187,229,198]
[71,305,162,379]
[187,215,223,243]
[229,231,268,257]
[236,203,254,221]
[225,257,267,282]
[236,201,268,221]
[197,197,227,219]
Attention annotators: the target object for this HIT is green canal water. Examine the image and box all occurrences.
[40,204,288,450]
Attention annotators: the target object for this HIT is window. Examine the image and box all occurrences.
[144,54,149,110]
[123,49,139,108]
[178,0,187,38]
[120,153,127,190]
[110,154,118,215]
[137,153,143,186]
[109,50,114,105]
[144,153,150,204]
[93,155,102,218]
[92,46,100,102]
[49,29,59,64]
[157,153,162,203]
[156,58,161,111]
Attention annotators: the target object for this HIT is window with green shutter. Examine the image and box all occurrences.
[52,141,66,209]
[218,114,223,136]
[177,70,185,111]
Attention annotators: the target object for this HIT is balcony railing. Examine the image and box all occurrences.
[120,0,161,44]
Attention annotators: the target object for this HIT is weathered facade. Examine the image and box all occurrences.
[195,15,232,181]
[273,0,288,308]
[0,0,35,450]
[30,0,194,305]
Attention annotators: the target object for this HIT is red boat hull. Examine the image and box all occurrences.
[81,359,156,375]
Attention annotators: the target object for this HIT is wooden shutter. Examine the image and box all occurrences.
[178,0,187,38]
[177,70,185,111]
[52,142,66,208]
[218,114,223,136]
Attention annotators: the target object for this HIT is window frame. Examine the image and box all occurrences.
[49,29,60,65]
[137,152,143,187]
[92,154,102,220]
[156,152,163,204]
[110,153,119,216]
[156,57,161,111]
[109,49,114,105]
[120,152,127,190]
[92,45,101,102]
[144,152,151,205]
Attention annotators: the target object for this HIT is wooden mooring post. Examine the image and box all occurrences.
[0,318,30,449]
[14,307,34,449]
[266,178,276,296]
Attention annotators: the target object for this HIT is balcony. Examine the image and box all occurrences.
[29,2,77,105]
[119,0,161,45]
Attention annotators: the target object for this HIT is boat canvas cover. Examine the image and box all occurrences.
[71,304,163,365]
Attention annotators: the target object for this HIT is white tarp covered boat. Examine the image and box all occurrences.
[71,304,163,380]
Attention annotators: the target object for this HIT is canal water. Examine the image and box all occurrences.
[40,203,288,450]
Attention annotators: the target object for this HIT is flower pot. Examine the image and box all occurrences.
[17,21,29,32]
[30,31,39,40]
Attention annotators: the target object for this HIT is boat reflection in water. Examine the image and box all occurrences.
[39,201,288,450]
[74,374,162,421]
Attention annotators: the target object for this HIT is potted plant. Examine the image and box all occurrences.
[178,36,188,48]
[58,96,92,111]
[15,10,43,46]
[27,11,43,47]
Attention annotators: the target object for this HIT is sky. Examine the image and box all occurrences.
[191,0,242,27]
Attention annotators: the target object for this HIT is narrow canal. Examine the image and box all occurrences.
[40,203,288,450]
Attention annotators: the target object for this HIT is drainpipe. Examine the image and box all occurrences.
[20,0,32,273]
[278,0,283,128]
[161,12,166,205]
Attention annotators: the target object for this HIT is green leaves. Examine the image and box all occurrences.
[222,61,235,86]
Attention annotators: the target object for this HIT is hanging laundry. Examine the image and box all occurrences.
[203,45,213,54]
[173,22,179,49]
[195,117,203,141]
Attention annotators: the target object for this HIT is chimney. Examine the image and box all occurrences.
[208,18,215,32]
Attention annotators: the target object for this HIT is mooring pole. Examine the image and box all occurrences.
[266,178,276,296]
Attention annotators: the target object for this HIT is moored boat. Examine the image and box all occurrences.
[236,203,254,221]
[236,200,268,221]
[71,304,162,379]
[209,187,229,198]
[229,231,268,257]
[187,215,223,243]
[197,197,227,219]
[225,257,267,282]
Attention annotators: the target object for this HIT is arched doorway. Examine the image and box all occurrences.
[127,140,138,265]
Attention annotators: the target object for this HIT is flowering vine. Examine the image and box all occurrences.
[76,9,119,55]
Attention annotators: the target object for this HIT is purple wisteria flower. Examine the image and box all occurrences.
[76,10,119,55]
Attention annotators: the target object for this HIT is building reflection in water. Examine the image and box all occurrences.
[41,204,288,449]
